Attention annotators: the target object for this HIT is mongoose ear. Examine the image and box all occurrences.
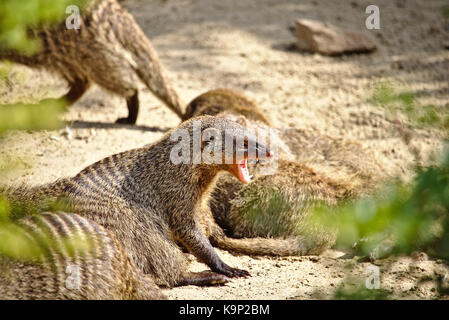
[234,115,248,127]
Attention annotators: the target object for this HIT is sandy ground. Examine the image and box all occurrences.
[1,0,448,299]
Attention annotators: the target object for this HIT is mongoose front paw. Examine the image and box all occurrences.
[216,263,251,278]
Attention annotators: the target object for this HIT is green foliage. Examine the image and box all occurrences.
[0,0,89,53]
[313,150,449,260]
[0,1,90,266]
[0,195,93,262]
[309,150,449,299]
[369,81,398,106]
[334,284,391,300]
[0,62,12,85]
[442,5,449,18]
[236,187,296,237]
[233,184,335,239]
[0,99,66,134]
[369,81,449,134]
[365,81,449,261]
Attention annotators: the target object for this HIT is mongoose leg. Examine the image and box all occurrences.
[175,218,250,278]
[116,90,139,124]
[176,271,229,287]
[64,78,90,104]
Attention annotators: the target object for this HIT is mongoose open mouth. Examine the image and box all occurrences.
[231,149,273,184]
[236,157,251,184]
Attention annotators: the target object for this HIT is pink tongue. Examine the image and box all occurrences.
[237,159,250,184]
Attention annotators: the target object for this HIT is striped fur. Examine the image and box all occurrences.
[0,0,185,123]
[6,116,264,287]
[0,211,165,300]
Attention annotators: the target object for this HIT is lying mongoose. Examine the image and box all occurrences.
[5,116,272,286]
[209,159,344,255]
[183,89,385,256]
[184,89,271,125]
[0,211,165,300]
[0,0,185,124]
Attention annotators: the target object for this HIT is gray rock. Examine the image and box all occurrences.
[293,19,378,55]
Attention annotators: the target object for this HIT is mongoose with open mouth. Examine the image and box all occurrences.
[5,116,272,286]
[0,0,185,124]
[0,211,165,300]
[184,89,385,256]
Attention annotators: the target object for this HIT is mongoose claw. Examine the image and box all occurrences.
[231,268,251,278]
[218,263,251,278]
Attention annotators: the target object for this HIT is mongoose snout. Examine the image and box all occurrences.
[226,138,273,184]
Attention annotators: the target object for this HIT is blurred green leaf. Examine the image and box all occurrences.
[0,0,89,265]
[334,284,391,300]
[369,82,448,134]
[443,5,449,18]
[0,0,89,53]
[0,195,93,262]
[313,149,449,260]
[0,99,66,133]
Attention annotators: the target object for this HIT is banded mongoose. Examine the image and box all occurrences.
[209,159,344,255]
[184,89,271,125]
[5,116,272,287]
[183,89,385,256]
[0,211,165,300]
[0,0,185,124]
[186,89,384,187]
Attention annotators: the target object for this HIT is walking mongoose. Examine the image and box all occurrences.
[0,211,165,300]
[0,0,185,124]
[183,89,386,256]
[5,116,272,287]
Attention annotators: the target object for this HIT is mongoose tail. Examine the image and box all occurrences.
[211,234,329,256]
[113,1,186,122]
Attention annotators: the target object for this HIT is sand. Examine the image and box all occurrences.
[1,0,448,299]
